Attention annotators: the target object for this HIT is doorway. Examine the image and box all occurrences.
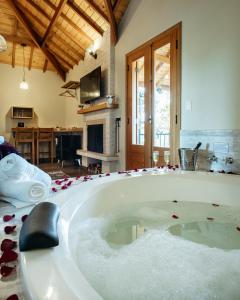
[126,23,181,169]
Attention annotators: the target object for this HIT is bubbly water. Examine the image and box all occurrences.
[73,201,240,300]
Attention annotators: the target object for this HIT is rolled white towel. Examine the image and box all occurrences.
[0,179,49,206]
[0,153,51,187]
[0,136,4,145]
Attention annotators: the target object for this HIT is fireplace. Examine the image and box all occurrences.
[87,124,103,153]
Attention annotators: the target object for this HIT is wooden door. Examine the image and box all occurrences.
[126,48,151,170]
[126,23,181,170]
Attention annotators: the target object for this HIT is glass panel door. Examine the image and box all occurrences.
[132,57,145,145]
[127,48,151,170]
[152,42,171,166]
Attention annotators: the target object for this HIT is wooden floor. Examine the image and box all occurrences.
[40,161,88,179]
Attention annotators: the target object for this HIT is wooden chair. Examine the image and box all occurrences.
[14,127,35,164]
[36,128,54,165]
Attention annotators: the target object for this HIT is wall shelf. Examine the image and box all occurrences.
[77,102,118,114]
[11,106,34,119]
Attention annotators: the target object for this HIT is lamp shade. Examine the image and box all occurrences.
[20,80,29,90]
[0,35,7,52]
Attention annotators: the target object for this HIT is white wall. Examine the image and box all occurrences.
[64,28,114,128]
[115,0,240,168]
[0,64,65,141]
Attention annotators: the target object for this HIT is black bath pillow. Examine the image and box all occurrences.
[19,202,60,252]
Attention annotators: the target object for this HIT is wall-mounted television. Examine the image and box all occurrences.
[80,67,101,103]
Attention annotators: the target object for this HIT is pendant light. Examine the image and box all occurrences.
[20,44,29,90]
[0,34,7,52]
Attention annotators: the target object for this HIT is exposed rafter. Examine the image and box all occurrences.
[41,0,93,44]
[86,0,109,23]
[29,46,34,70]
[0,0,130,75]
[43,59,48,72]
[113,0,121,13]
[6,0,66,81]
[67,0,104,36]
[12,42,16,68]
[104,0,118,44]
[41,0,68,47]
[18,2,85,60]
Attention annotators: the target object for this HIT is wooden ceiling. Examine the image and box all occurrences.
[0,0,130,80]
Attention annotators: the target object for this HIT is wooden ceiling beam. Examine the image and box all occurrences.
[41,0,68,48]
[18,2,85,59]
[12,42,16,68]
[3,34,34,47]
[43,59,48,72]
[26,0,50,21]
[60,13,93,44]
[113,0,121,13]
[86,0,109,24]
[49,40,79,65]
[42,0,93,44]
[103,0,117,44]
[6,0,66,81]
[67,0,104,36]
[48,47,73,69]
[29,46,34,70]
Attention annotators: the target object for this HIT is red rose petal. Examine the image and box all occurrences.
[4,226,16,235]
[61,185,68,190]
[3,215,15,222]
[236,227,240,232]
[0,265,16,277]
[5,295,19,300]
[67,181,73,186]
[51,187,57,192]
[207,217,214,221]
[105,173,110,176]
[21,215,28,222]
[142,169,147,172]
[0,249,18,264]
[212,203,220,207]
[172,214,179,219]
[1,239,17,252]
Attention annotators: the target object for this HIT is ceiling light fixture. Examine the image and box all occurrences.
[20,44,29,90]
[0,34,7,52]
[88,49,97,59]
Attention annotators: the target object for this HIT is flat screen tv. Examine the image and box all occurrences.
[80,67,101,103]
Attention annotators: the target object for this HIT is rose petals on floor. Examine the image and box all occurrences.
[0,265,16,277]
[3,215,15,222]
[5,295,19,300]
[0,249,18,264]
[1,239,17,252]
[4,226,16,235]
[172,214,179,219]
[21,215,28,222]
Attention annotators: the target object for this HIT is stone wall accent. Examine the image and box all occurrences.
[180,130,240,173]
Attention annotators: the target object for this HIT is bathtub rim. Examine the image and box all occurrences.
[20,170,240,300]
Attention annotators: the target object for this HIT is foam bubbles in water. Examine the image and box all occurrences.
[73,205,240,300]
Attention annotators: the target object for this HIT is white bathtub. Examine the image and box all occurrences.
[21,171,240,300]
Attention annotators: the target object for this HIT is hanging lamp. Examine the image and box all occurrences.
[0,34,7,52]
[20,44,29,90]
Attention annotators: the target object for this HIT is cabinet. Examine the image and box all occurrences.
[11,107,34,119]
